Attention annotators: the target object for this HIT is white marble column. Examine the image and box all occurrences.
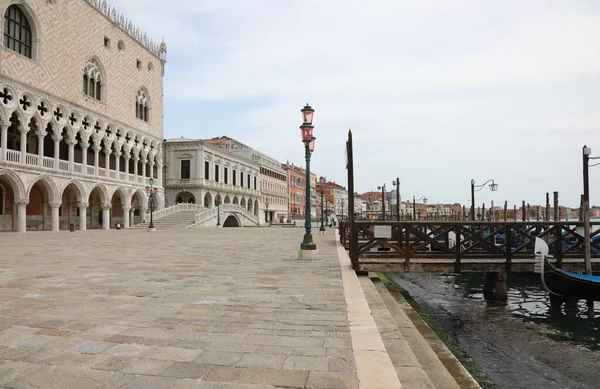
[50,202,60,231]
[79,203,87,231]
[133,156,139,178]
[122,206,130,228]
[17,200,27,233]
[102,205,110,230]
[19,126,27,164]
[37,132,44,167]
[141,207,148,223]
[67,139,75,173]
[157,162,163,188]
[81,143,88,173]
[141,157,147,180]
[52,135,60,169]
[115,151,121,178]
[104,146,111,178]
[93,145,100,176]
[129,208,135,227]
[0,123,8,162]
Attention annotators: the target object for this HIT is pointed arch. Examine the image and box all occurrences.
[224,195,231,204]
[0,168,26,200]
[111,186,128,207]
[136,87,150,122]
[88,183,109,205]
[27,174,59,202]
[254,199,259,217]
[83,57,105,101]
[233,196,239,205]
[61,179,86,203]
[204,192,213,209]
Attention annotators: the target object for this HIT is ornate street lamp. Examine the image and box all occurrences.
[145,178,158,231]
[471,179,498,221]
[299,103,318,258]
[215,192,222,226]
[412,196,427,221]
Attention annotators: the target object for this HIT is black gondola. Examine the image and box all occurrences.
[540,255,600,302]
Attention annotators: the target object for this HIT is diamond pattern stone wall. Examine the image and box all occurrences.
[0,0,164,139]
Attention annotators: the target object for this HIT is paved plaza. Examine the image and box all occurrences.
[0,228,358,389]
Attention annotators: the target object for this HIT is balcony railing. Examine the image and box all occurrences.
[2,150,159,187]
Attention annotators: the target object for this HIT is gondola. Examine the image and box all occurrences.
[536,238,600,301]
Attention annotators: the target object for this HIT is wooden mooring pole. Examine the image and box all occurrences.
[545,192,550,222]
[503,201,507,221]
[553,191,559,221]
[346,130,359,272]
[521,201,526,221]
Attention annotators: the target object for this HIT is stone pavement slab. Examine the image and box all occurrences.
[0,228,360,388]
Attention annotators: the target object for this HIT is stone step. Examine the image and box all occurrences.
[370,277,480,389]
[130,211,197,230]
[359,276,436,389]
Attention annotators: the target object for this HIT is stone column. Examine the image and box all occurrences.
[129,208,135,227]
[157,162,163,188]
[0,123,8,162]
[79,203,87,231]
[102,205,111,230]
[149,159,155,179]
[141,156,147,180]
[37,132,44,167]
[115,151,121,179]
[133,155,139,178]
[104,146,111,178]
[17,200,27,233]
[53,135,60,169]
[50,202,60,231]
[80,142,88,174]
[93,145,100,176]
[19,126,27,164]
[122,206,131,228]
[67,138,75,173]
[141,207,148,223]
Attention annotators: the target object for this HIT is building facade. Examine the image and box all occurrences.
[0,0,166,232]
[205,136,288,224]
[282,163,317,221]
[163,138,262,220]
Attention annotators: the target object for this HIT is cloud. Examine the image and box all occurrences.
[110,0,600,207]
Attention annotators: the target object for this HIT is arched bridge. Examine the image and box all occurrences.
[142,203,260,229]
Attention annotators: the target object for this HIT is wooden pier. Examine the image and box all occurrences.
[339,220,600,273]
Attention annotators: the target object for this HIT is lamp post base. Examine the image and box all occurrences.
[147,227,156,232]
[298,248,320,261]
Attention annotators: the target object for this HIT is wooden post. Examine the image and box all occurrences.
[553,191,559,221]
[522,201,526,222]
[527,203,531,221]
[584,199,592,275]
[513,205,517,221]
[546,192,550,222]
[482,203,486,221]
[536,206,540,221]
[579,195,584,222]
[490,200,494,221]
[346,130,359,270]
[503,201,507,221]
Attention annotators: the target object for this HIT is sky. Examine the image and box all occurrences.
[110,0,600,208]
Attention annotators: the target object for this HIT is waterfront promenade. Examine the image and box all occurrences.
[0,228,472,388]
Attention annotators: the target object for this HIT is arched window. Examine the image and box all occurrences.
[136,89,149,122]
[83,59,103,101]
[3,5,32,58]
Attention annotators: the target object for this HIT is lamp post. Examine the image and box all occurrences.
[299,104,318,258]
[392,178,400,220]
[145,178,158,231]
[319,189,326,232]
[215,192,222,226]
[470,179,498,221]
[377,184,386,220]
[265,197,270,226]
[412,196,427,220]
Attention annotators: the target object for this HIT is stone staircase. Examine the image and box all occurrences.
[361,276,481,389]
[130,211,197,230]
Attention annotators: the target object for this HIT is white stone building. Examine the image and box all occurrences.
[204,136,287,225]
[163,138,262,223]
[0,0,166,232]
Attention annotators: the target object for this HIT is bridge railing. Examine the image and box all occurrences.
[191,204,260,226]
[340,220,600,273]
[144,203,206,221]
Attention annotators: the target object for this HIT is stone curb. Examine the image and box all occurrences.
[335,233,402,389]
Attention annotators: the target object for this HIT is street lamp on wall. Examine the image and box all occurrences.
[471,179,498,221]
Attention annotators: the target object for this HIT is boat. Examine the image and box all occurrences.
[535,238,600,301]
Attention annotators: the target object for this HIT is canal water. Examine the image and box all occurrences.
[388,272,600,389]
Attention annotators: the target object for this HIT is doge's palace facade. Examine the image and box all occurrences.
[0,0,166,232]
